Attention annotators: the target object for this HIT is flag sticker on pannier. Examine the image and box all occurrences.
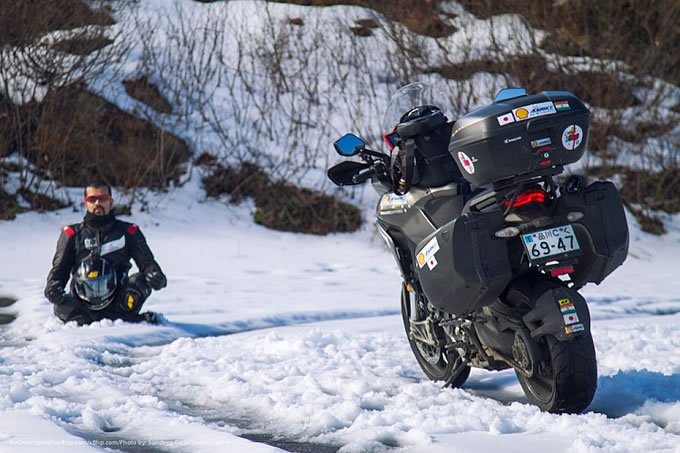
[417,237,440,270]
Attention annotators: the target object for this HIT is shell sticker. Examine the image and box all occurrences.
[458,151,475,174]
[561,124,583,150]
[565,323,585,334]
[531,137,552,148]
[379,193,409,215]
[416,237,440,271]
[512,101,556,122]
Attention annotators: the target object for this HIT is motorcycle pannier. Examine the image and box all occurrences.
[449,91,590,187]
[414,210,512,315]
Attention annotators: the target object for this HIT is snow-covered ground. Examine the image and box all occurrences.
[0,177,679,453]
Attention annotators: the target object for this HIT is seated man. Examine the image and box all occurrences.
[45,180,167,324]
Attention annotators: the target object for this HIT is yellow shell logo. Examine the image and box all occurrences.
[515,108,529,119]
[417,253,426,266]
[88,270,99,278]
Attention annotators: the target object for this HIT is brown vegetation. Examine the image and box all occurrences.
[266,0,454,37]
[2,0,680,234]
[200,159,362,234]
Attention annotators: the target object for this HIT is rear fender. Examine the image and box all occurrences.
[522,287,590,342]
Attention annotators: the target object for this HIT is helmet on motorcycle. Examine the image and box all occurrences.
[72,257,117,310]
[396,104,447,138]
[381,81,454,137]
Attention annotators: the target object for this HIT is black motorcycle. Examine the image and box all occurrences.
[328,83,629,413]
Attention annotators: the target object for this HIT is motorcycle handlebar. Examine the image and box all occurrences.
[352,166,378,184]
[352,162,386,184]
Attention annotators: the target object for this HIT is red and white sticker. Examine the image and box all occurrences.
[497,113,515,126]
[561,124,583,150]
[417,237,440,271]
[458,151,475,174]
[563,312,581,325]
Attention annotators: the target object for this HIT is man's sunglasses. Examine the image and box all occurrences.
[83,194,112,203]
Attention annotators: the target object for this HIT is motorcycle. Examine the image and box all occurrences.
[327,83,629,413]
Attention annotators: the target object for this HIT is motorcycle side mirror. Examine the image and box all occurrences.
[494,88,527,102]
[334,134,365,156]
[327,161,370,186]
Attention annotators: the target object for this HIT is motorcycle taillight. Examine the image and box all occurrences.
[505,188,546,209]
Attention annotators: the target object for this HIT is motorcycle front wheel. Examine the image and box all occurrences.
[400,283,470,387]
[515,333,597,414]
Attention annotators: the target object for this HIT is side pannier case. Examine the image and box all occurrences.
[449,91,590,187]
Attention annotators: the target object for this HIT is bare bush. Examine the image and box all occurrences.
[0,0,133,203]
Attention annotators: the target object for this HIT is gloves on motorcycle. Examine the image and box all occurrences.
[145,270,167,290]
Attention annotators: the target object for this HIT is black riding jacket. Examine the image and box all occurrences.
[45,212,166,304]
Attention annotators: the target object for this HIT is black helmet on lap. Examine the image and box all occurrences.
[73,257,117,310]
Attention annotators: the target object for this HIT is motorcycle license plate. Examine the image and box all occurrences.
[522,224,581,263]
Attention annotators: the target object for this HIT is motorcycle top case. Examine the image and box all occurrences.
[449,91,590,187]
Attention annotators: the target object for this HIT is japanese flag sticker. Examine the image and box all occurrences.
[416,237,440,271]
[561,124,583,150]
[458,151,475,174]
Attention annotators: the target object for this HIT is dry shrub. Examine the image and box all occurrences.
[0,187,23,220]
[0,0,113,47]
[16,188,70,212]
[123,76,173,114]
[201,160,362,234]
[266,0,454,37]
[51,36,114,56]
[33,85,191,189]
[201,160,269,203]
[620,169,680,215]
[254,182,362,235]
[457,0,680,85]
[1,0,191,203]
[433,56,640,110]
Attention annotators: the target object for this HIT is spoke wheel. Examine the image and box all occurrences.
[400,283,470,387]
[515,331,597,414]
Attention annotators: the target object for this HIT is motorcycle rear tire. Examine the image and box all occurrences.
[400,283,470,388]
[515,333,597,414]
